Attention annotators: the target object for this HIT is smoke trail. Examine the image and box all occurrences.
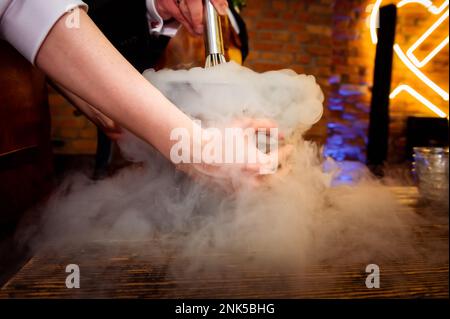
[23,63,439,284]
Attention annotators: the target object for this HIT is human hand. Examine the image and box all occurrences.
[176,118,293,192]
[155,0,228,35]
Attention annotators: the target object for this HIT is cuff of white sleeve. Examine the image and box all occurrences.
[146,0,180,37]
[0,0,88,64]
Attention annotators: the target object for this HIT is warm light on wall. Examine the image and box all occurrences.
[390,85,448,117]
[406,9,449,68]
[368,0,383,44]
[367,0,449,118]
[393,44,449,101]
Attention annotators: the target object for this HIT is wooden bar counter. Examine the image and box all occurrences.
[1,187,448,299]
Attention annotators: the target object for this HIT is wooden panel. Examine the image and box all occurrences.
[0,41,53,226]
[0,187,448,298]
[0,41,50,155]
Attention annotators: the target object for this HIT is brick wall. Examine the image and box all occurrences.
[241,0,333,144]
[327,0,448,163]
[389,0,449,162]
[48,0,448,162]
[327,0,373,162]
[48,87,97,154]
[242,0,448,163]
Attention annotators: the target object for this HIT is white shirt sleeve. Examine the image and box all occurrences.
[145,0,180,37]
[0,0,88,64]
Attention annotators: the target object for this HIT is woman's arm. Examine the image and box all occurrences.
[35,8,286,191]
[36,9,194,161]
[50,82,123,141]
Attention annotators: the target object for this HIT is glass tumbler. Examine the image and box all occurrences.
[413,147,449,206]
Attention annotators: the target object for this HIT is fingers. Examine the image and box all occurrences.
[234,117,285,141]
[178,0,199,35]
[247,144,294,176]
[237,117,278,130]
[162,0,228,36]
[237,117,277,130]
[257,145,295,185]
[164,0,197,35]
[210,0,228,15]
[176,0,205,36]
[154,0,172,19]
[184,0,204,35]
[248,118,284,140]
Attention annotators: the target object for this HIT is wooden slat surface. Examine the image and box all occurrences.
[1,187,448,299]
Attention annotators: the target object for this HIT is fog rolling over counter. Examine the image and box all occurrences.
[28,63,426,279]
